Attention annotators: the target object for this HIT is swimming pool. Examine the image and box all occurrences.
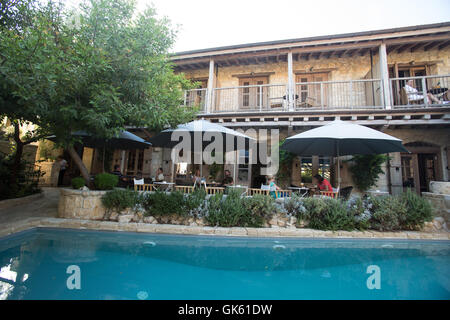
[0,228,448,299]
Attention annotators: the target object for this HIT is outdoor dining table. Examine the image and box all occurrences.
[206,182,222,187]
[288,186,310,197]
[152,182,175,191]
[428,87,448,95]
[428,87,448,101]
[226,185,248,195]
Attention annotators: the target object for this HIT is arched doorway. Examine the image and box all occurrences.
[402,142,442,193]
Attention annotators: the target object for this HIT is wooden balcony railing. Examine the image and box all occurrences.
[182,75,450,113]
[390,74,450,108]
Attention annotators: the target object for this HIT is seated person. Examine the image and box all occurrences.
[267,176,281,199]
[404,80,440,104]
[111,164,128,187]
[112,164,122,176]
[221,170,234,186]
[313,174,332,192]
[155,167,164,182]
[192,169,203,186]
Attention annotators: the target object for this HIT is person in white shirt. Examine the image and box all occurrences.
[155,167,164,182]
[404,79,440,104]
[57,156,68,186]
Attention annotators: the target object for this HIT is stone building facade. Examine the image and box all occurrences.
[103,23,450,195]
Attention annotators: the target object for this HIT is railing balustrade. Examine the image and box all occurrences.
[389,74,450,108]
[211,84,288,113]
[182,75,450,113]
[294,79,384,110]
[183,88,207,112]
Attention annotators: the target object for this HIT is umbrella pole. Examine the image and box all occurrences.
[337,143,341,192]
[234,152,236,186]
[200,149,203,178]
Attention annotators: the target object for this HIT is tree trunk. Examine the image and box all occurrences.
[67,146,90,185]
[9,121,24,187]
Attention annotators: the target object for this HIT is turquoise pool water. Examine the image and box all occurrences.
[0,228,449,300]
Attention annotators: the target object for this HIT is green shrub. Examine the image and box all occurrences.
[301,197,328,219]
[369,195,406,231]
[94,173,118,190]
[302,197,355,231]
[243,194,276,221]
[71,177,85,189]
[283,194,307,220]
[101,189,142,212]
[0,152,42,200]
[143,190,186,217]
[204,191,267,227]
[399,189,433,230]
[346,197,371,230]
[185,189,207,213]
[349,154,389,192]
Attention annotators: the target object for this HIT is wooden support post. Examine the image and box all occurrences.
[206,59,215,114]
[379,43,392,109]
[287,51,295,111]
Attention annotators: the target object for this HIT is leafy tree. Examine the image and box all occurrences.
[276,139,296,186]
[348,154,389,192]
[1,0,196,186]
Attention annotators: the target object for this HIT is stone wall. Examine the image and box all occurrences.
[422,181,450,225]
[36,161,59,187]
[58,188,107,220]
[0,141,38,164]
[181,48,450,88]
[380,128,450,195]
[430,181,450,195]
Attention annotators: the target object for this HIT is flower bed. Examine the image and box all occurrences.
[96,188,444,232]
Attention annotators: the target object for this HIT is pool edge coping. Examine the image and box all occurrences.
[1,217,449,240]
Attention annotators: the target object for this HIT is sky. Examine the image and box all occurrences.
[68,0,450,53]
[138,0,450,53]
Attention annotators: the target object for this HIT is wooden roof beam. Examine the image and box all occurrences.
[346,49,357,57]
[256,56,268,64]
[396,43,415,53]
[238,58,250,65]
[438,40,450,50]
[337,50,347,58]
[359,48,369,56]
[424,41,443,51]
[385,33,450,46]
[324,51,334,59]
[386,44,399,54]
[410,42,429,52]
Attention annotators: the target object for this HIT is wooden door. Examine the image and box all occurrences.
[126,149,144,176]
[392,67,427,105]
[239,77,268,110]
[418,154,436,193]
[295,73,328,108]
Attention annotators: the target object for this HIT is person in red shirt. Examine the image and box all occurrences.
[314,174,332,192]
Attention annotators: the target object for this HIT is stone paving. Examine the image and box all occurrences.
[0,187,449,240]
[0,187,59,225]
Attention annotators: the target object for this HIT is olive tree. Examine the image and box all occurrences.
[1,0,196,186]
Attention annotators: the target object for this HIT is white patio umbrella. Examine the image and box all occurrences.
[148,120,255,183]
[281,120,409,190]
